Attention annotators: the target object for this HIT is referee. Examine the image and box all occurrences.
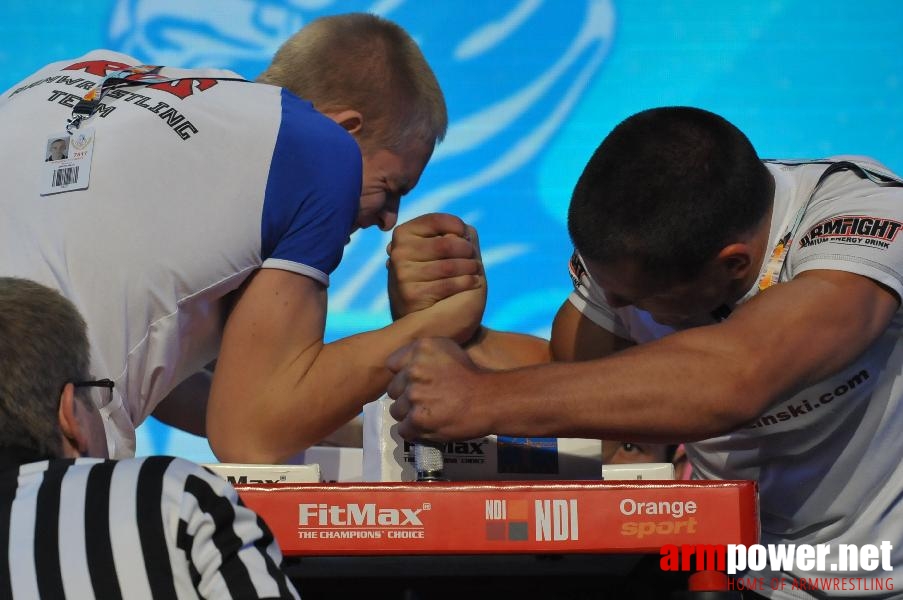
[0,277,299,599]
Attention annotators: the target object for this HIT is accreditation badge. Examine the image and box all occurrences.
[40,128,95,196]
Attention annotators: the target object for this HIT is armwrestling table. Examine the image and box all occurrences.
[237,480,759,599]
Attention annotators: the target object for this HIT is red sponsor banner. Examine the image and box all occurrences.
[237,480,759,556]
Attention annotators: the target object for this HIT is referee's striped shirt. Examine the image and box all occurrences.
[0,454,300,599]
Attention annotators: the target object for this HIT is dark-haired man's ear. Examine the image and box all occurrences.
[323,109,363,135]
[58,383,87,458]
[716,243,754,282]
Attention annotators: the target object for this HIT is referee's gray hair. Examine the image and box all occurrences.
[257,12,447,153]
[0,277,92,456]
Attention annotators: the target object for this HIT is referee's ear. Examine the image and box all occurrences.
[58,383,87,458]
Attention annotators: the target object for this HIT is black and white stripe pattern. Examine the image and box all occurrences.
[0,455,300,599]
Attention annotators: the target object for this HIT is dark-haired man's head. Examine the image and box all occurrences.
[567,107,774,326]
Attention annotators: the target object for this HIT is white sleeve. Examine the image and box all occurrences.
[566,250,678,344]
[566,250,632,338]
[788,160,903,299]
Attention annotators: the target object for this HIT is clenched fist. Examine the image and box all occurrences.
[387,213,486,326]
[386,337,496,442]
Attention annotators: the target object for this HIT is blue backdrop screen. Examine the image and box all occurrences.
[3,0,901,461]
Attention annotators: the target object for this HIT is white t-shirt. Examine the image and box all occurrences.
[0,51,362,457]
[569,157,903,597]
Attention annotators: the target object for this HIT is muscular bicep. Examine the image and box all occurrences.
[207,268,326,460]
[550,300,634,361]
[714,269,899,402]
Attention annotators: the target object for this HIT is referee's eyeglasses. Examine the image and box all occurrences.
[72,378,115,409]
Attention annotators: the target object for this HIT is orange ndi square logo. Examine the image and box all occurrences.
[485,499,529,541]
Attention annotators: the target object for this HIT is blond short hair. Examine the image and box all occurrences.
[258,13,447,152]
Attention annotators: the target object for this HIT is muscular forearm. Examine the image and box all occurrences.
[477,282,891,443]
[390,270,900,446]
[476,325,769,443]
[211,309,445,463]
[294,316,437,448]
[465,327,551,369]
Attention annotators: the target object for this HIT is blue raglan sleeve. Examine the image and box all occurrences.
[259,89,361,286]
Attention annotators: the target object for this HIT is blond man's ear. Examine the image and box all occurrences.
[323,109,363,136]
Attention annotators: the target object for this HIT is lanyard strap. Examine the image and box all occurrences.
[67,64,165,132]
[65,64,247,133]
[756,201,809,291]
